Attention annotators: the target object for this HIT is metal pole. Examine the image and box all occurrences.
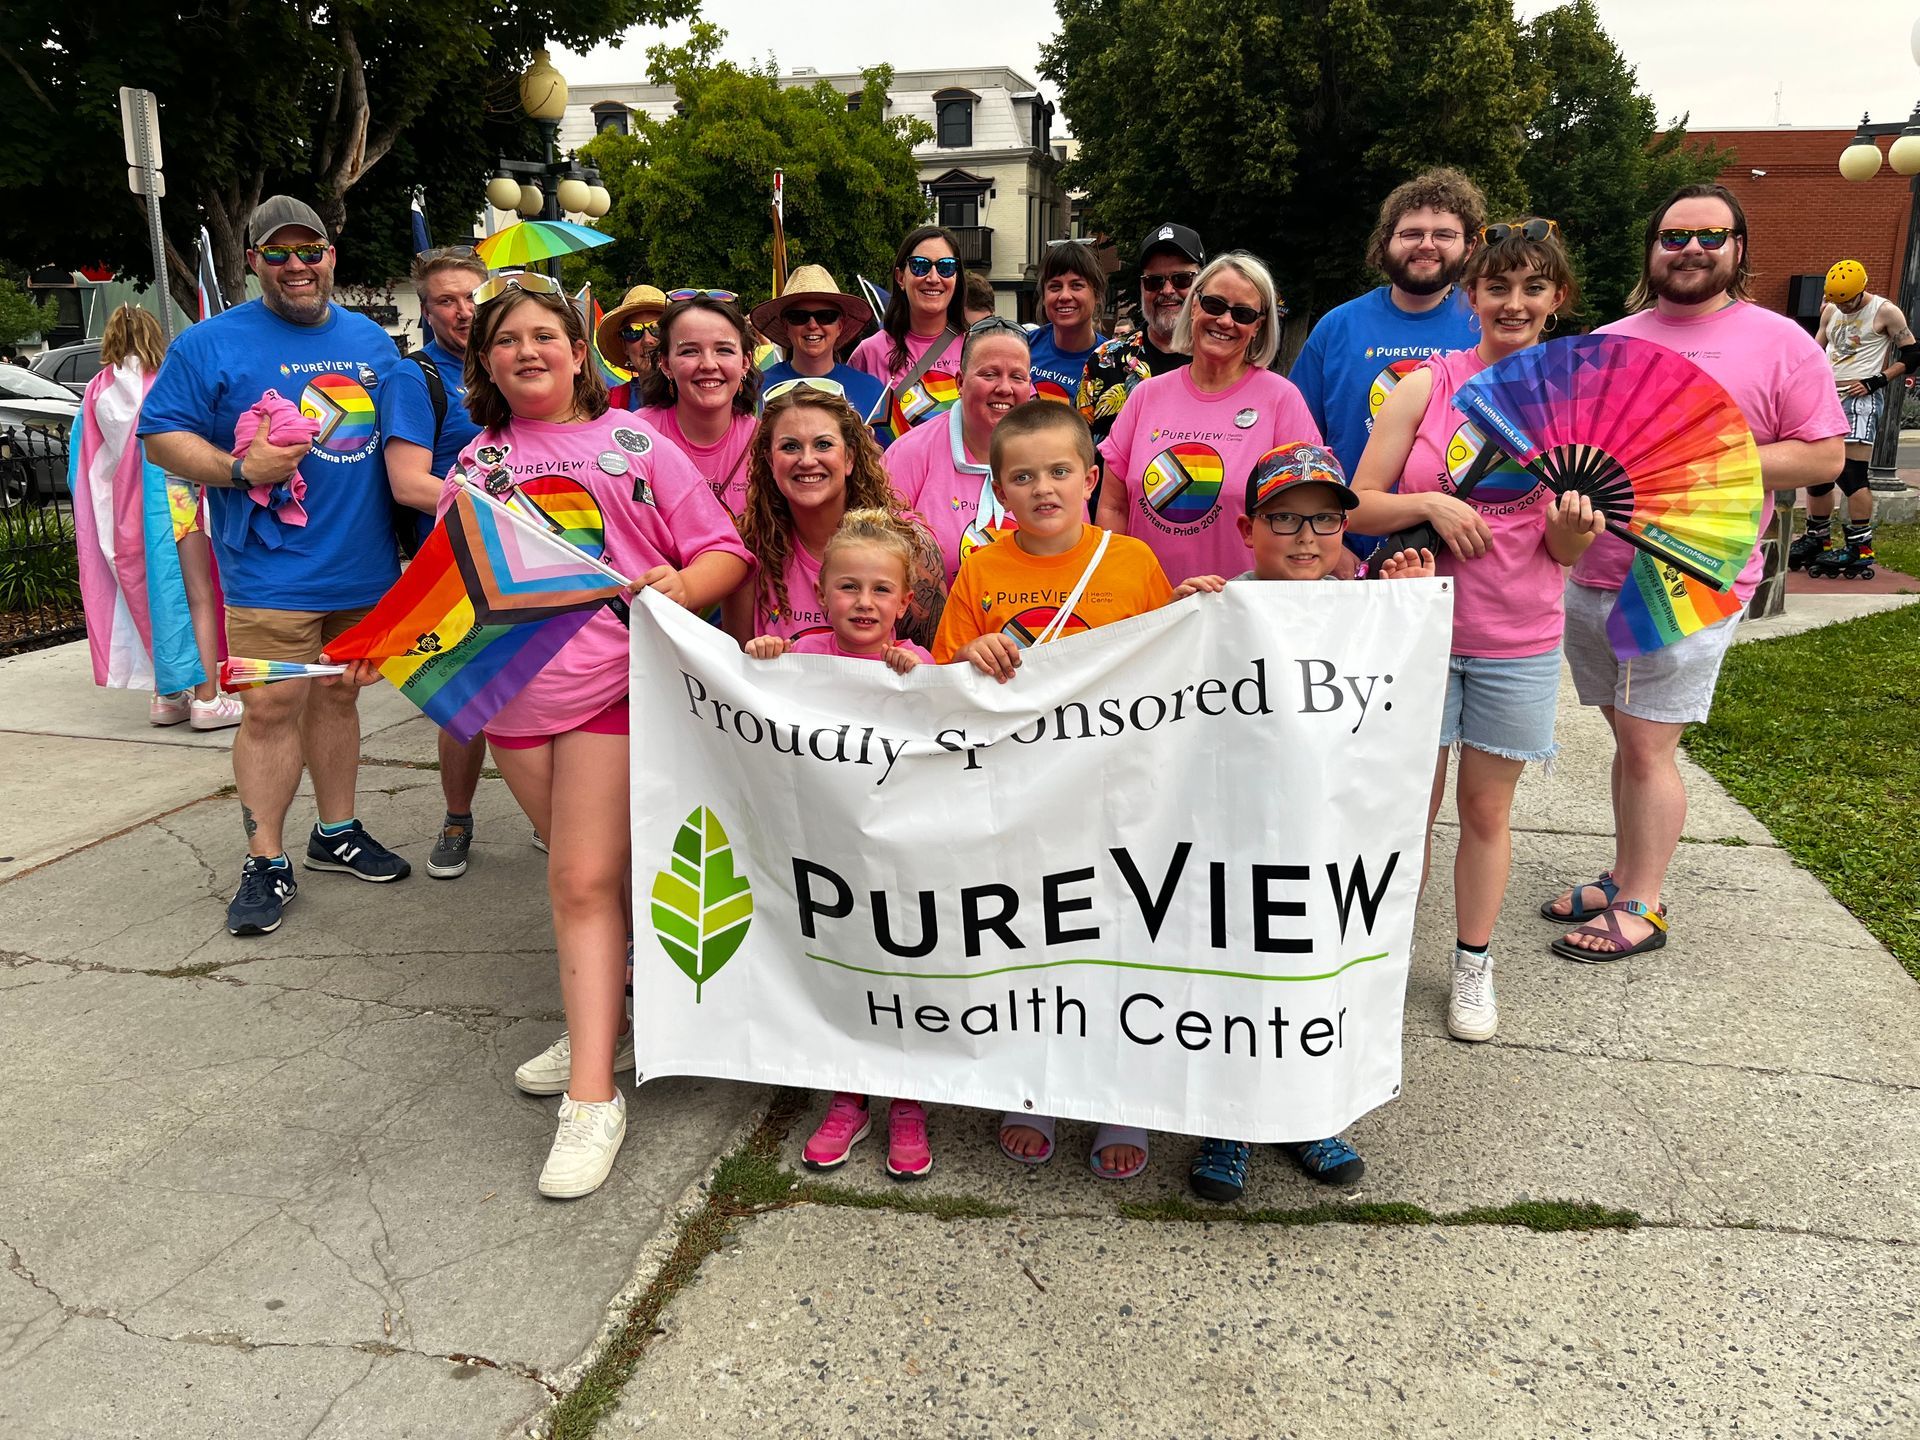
[1869,170,1920,483]
[128,90,173,343]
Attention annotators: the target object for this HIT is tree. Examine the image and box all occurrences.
[0,0,696,315]
[1042,0,1539,338]
[0,279,57,349]
[1517,1,1727,322]
[573,24,932,306]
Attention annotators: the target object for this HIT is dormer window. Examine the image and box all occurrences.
[933,88,978,149]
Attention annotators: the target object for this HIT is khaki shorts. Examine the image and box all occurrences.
[224,606,373,664]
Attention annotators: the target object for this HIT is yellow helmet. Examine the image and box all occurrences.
[1825,260,1868,303]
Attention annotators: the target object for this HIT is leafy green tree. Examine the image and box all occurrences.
[0,0,695,315]
[0,279,58,349]
[1517,0,1727,322]
[1042,0,1538,335]
[574,24,932,306]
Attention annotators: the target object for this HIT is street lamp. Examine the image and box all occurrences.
[483,47,613,241]
[1837,79,1920,482]
[1840,114,1884,180]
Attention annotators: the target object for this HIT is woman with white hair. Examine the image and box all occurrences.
[1095,250,1321,580]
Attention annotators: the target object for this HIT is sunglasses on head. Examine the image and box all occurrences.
[667,287,739,304]
[254,242,329,266]
[1657,227,1735,252]
[782,307,843,328]
[762,376,847,403]
[619,321,658,342]
[1196,293,1262,326]
[1480,218,1559,245]
[905,255,960,279]
[1141,271,1197,294]
[470,270,565,306]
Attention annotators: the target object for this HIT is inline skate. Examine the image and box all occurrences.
[1805,535,1876,580]
[1786,526,1829,571]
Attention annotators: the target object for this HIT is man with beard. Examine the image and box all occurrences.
[1544,183,1844,962]
[1077,221,1204,449]
[143,196,410,938]
[1289,169,1484,559]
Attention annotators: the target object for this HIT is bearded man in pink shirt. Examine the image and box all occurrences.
[1544,184,1845,961]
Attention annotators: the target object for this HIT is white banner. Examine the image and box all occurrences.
[628,578,1453,1142]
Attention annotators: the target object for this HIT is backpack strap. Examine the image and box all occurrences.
[406,351,448,445]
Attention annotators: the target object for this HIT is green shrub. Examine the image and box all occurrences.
[0,508,82,613]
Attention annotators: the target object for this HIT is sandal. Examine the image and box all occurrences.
[1540,871,1617,923]
[998,1112,1055,1166]
[1550,899,1668,963]
[1089,1124,1149,1181]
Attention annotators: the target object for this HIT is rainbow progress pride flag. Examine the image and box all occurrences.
[327,483,628,743]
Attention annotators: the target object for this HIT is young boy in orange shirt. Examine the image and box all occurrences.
[933,400,1171,1180]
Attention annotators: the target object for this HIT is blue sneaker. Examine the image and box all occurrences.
[227,855,297,936]
[1288,1135,1365,1187]
[1188,1137,1252,1202]
[304,822,411,882]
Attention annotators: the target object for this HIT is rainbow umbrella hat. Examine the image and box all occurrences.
[476,219,615,268]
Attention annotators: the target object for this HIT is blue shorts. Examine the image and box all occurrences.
[1438,649,1562,762]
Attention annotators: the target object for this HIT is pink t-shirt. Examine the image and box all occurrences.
[849,327,956,388]
[750,537,830,643]
[790,632,935,664]
[1399,348,1564,659]
[887,409,1015,584]
[1578,303,1846,605]
[640,406,756,518]
[1101,366,1323,581]
[447,413,750,738]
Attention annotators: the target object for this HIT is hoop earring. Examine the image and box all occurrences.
[1468,311,1482,332]
[1545,314,1559,333]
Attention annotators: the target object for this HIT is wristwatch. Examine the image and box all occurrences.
[230,455,247,487]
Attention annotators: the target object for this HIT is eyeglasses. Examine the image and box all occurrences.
[619,322,658,342]
[254,243,329,266]
[966,315,1025,338]
[1480,218,1560,245]
[1195,293,1262,326]
[905,255,960,279]
[471,271,564,306]
[762,376,847,403]
[1657,227,1735,252]
[782,307,844,328]
[1393,227,1465,246]
[1257,511,1347,536]
[666,288,739,303]
[1141,271,1197,293]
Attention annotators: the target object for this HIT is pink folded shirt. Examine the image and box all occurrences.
[233,391,318,525]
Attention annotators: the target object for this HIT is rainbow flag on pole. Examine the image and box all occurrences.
[326,483,629,742]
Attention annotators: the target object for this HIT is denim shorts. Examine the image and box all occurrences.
[1438,649,1563,762]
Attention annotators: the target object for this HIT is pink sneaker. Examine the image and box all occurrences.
[801,1093,870,1171]
[189,694,244,731]
[885,1099,933,1181]
[149,691,190,726]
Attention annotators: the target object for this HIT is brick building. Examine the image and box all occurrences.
[1681,127,1917,327]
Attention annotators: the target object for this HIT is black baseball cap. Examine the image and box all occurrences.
[1244,442,1358,517]
[1138,222,1204,267]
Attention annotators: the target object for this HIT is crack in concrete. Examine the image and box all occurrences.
[1409,1030,1920,1095]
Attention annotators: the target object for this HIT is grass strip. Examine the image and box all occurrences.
[1684,601,1920,982]
[1118,1196,1642,1232]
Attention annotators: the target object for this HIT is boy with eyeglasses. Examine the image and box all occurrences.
[1172,441,1433,1201]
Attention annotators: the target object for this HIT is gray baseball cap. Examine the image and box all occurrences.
[249,195,330,246]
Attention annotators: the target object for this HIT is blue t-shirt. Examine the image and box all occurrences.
[1288,286,1478,482]
[380,335,481,544]
[757,360,887,426]
[140,299,401,610]
[1026,327,1107,404]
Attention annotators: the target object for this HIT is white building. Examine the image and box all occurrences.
[561,66,1071,321]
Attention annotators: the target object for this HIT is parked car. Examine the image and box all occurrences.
[29,341,104,391]
[0,368,81,508]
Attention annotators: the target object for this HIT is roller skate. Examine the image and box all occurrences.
[1806,533,1876,580]
[1787,525,1830,571]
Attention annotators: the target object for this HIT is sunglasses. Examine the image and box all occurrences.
[667,288,739,303]
[1480,218,1560,245]
[762,376,847,403]
[1141,271,1198,294]
[1257,511,1347,536]
[905,255,960,279]
[782,307,843,328]
[619,322,658,342]
[1196,293,1262,326]
[471,270,564,306]
[254,243,329,266]
[1657,227,1735,252]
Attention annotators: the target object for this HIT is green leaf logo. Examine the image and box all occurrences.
[650,806,752,1003]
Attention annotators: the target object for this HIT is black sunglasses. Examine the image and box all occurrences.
[1141,271,1198,293]
[619,322,657,342]
[905,255,960,279]
[782,307,843,328]
[1196,293,1262,326]
[1657,227,1735,252]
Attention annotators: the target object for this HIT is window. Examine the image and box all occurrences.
[846,91,862,112]
[591,103,629,137]
[933,89,977,149]
[938,194,979,230]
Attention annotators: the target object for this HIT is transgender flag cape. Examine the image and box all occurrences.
[66,361,209,693]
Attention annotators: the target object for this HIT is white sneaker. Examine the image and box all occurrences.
[539,1092,627,1198]
[149,690,190,726]
[514,1029,637,1095]
[1447,948,1499,1042]
[189,694,245,730]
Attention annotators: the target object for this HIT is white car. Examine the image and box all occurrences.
[0,367,81,508]
[0,365,82,431]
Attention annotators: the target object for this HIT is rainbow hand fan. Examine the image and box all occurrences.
[1450,334,1763,591]
[1608,552,1744,659]
[219,658,347,691]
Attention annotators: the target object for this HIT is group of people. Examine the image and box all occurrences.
[84,166,1844,1205]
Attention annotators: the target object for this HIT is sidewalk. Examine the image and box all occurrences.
[3,592,1918,1437]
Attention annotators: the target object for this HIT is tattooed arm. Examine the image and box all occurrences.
[898,526,949,650]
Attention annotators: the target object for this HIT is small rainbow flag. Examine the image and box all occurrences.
[1606,552,1742,660]
[870,389,913,451]
[898,370,959,427]
[218,658,346,691]
[326,483,629,743]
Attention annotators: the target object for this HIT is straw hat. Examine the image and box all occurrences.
[595,284,669,361]
[748,265,873,348]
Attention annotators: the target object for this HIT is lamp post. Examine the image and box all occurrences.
[483,48,612,258]
[1838,88,1920,483]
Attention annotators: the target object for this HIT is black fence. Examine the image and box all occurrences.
[0,424,84,655]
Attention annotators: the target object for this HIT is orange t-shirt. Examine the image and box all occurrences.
[933,524,1174,661]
